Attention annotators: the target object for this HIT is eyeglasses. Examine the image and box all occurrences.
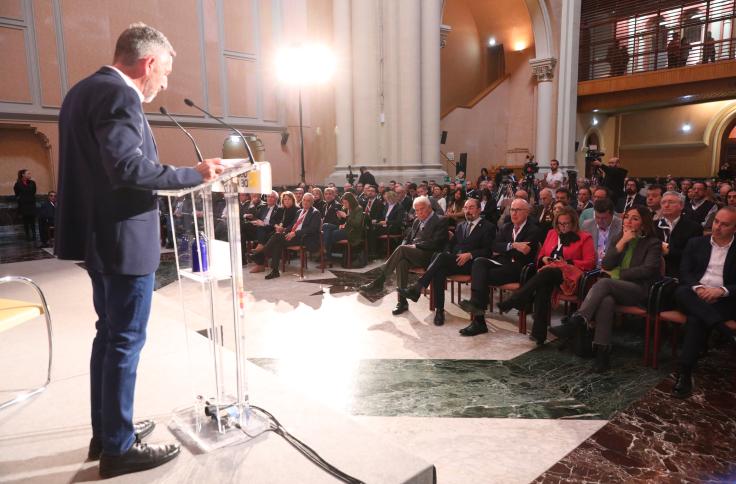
[557,221,573,227]
[509,208,528,213]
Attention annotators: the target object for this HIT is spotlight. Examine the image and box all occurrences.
[488,37,496,47]
[681,123,692,133]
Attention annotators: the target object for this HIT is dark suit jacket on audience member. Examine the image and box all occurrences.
[656,216,703,278]
[491,221,543,267]
[678,236,736,296]
[381,203,405,234]
[616,193,646,213]
[404,213,449,252]
[362,197,385,223]
[286,206,322,252]
[684,200,716,226]
[322,200,341,225]
[451,218,495,258]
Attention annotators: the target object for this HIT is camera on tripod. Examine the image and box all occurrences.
[523,160,539,180]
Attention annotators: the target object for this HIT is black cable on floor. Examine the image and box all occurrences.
[235,404,366,484]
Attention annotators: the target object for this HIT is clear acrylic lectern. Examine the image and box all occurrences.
[159,159,272,452]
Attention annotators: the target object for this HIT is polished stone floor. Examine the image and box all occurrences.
[2,238,735,483]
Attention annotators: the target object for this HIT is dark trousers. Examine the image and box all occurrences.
[470,258,524,309]
[253,232,307,270]
[380,245,434,289]
[21,214,36,240]
[675,285,736,371]
[38,216,53,245]
[322,223,346,255]
[416,252,472,310]
[255,225,274,245]
[577,278,644,345]
[509,267,563,341]
[88,270,154,455]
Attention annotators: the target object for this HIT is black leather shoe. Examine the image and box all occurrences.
[265,269,280,280]
[359,275,385,293]
[433,310,445,326]
[88,420,156,461]
[398,285,421,303]
[460,320,488,336]
[529,334,546,346]
[99,441,180,478]
[671,371,693,399]
[392,298,409,315]
[497,298,517,314]
[549,323,576,339]
[592,344,612,373]
[458,299,485,316]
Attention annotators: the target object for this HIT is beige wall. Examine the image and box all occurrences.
[440,48,536,179]
[576,99,736,178]
[441,0,484,116]
[0,0,337,189]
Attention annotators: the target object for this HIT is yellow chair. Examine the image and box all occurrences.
[0,276,53,410]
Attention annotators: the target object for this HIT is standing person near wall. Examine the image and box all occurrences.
[13,169,37,241]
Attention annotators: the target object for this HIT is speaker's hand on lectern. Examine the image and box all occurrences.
[196,158,224,182]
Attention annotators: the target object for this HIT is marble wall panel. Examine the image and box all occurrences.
[32,0,62,107]
[225,56,258,118]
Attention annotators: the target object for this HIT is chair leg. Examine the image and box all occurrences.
[652,316,661,369]
[519,308,527,334]
[643,315,651,366]
[300,250,306,278]
[429,280,435,311]
[346,245,352,269]
[450,282,455,304]
[281,248,286,273]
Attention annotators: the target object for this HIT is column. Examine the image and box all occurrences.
[333,0,353,170]
[555,0,581,170]
[351,0,380,167]
[398,0,422,165]
[420,0,442,169]
[530,57,557,169]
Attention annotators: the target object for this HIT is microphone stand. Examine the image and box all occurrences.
[184,98,255,164]
[159,106,204,163]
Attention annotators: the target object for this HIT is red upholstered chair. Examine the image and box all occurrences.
[377,233,403,258]
[282,237,325,278]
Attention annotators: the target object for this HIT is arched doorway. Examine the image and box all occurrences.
[719,118,736,179]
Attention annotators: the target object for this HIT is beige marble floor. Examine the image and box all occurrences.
[0,258,603,483]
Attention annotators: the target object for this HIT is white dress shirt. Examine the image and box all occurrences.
[695,236,734,296]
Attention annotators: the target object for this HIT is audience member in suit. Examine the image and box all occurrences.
[555,187,572,207]
[616,179,646,213]
[684,181,717,226]
[37,191,56,248]
[361,184,385,256]
[577,187,594,213]
[592,157,628,204]
[431,185,447,213]
[646,184,665,219]
[214,192,261,257]
[656,191,703,278]
[374,190,405,237]
[396,185,413,215]
[245,191,278,246]
[253,193,322,279]
[581,198,622,267]
[563,206,662,372]
[531,188,556,233]
[357,166,377,188]
[249,191,297,273]
[360,196,449,315]
[413,184,444,216]
[579,187,612,224]
[499,206,596,345]
[55,23,225,476]
[323,192,364,260]
[399,198,495,325]
[671,207,736,398]
[458,199,543,336]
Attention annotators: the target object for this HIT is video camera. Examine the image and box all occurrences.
[523,160,539,180]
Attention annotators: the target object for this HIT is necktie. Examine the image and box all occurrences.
[365,199,373,215]
[291,210,307,234]
[658,219,671,242]
[513,225,521,242]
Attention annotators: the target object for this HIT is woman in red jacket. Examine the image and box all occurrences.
[498,205,595,345]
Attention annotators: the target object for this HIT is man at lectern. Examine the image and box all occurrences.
[55,23,223,478]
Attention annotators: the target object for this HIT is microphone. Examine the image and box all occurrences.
[159,106,204,164]
[184,98,255,164]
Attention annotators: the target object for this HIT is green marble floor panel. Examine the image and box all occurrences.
[251,332,671,420]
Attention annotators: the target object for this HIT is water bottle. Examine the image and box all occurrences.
[192,232,208,272]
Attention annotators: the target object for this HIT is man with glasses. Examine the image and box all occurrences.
[458,199,543,336]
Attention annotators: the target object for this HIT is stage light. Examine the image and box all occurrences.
[681,123,692,133]
[275,44,336,86]
[488,37,496,47]
[592,118,598,126]
[514,41,526,51]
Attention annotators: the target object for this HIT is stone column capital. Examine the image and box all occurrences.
[440,24,452,48]
[529,57,557,82]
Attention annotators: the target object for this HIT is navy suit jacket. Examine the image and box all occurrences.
[55,67,203,275]
[287,207,322,252]
[452,218,495,259]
